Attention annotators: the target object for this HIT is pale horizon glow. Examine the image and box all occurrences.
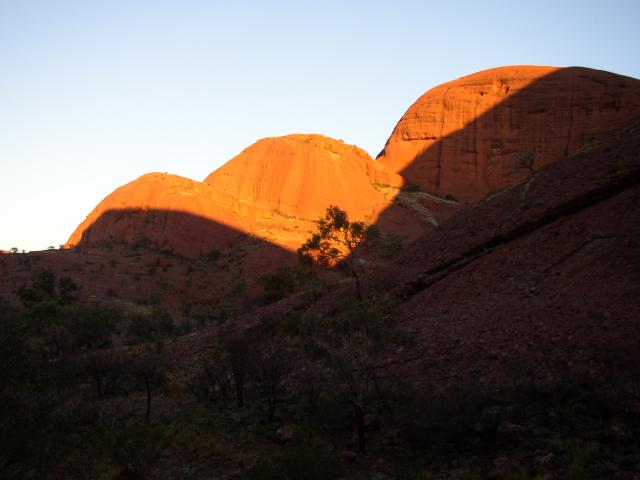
[1,0,639,251]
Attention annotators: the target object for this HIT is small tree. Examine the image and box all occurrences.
[298,206,378,300]
[81,350,126,398]
[186,346,234,403]
[130,343,168,423]
[225,332,254,408]
[257,265,297,304]
[127,308,174,344]
[300,302,411,453]
[251,333,294,421]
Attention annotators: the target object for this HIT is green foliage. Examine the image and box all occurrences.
[18,272,120,353]
[298,205,379,299]
[0,298,32,386]
[232,275,247,296]
[58,276,77,305]
[127,308,174,344]
[376,232,405,258]
[400,381,496,453]
[80,350,127,398]
[297,301,411,452]
[110,424,170,473]
[568,444,599,480]
[225,332,254,408]
[257,265,297,303]
[247,442,343,480]
[257,265,321,305]
[298,205,378,268]
[190,304,216,327]
[17,268,56,307]
[186,347,234,404]
[0,299,59,479]
[65,303,120,350]
[250,332,296,421]
[206,249,221,261]
[130,343,169,422]
[513,149,536,174]
[23,298,62,335]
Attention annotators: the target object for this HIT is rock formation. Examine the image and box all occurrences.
[67,135,425,257]
[204,134,402,221]
[66,66,640,262]
[66,173,250,256]
[376,65,640,203]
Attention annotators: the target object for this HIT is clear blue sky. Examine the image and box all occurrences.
[1,0,639,251]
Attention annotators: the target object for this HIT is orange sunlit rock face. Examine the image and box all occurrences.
[66,173,249,256]
[67,135,424,257]
[377,65,640,202]
[204,134,403,221]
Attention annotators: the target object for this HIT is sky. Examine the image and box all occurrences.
[1,0,639,252]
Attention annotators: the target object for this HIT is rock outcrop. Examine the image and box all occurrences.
[204,134,402,221]
[66,173,250,256]
[306,125,640,386]
[377,65,640,203]
[67,135,425,257]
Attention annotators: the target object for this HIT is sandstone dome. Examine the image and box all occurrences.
[376,65,640,202]
[204,134,403,222]
[66,172,249,256]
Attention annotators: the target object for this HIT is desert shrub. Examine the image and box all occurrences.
[257,265,297,304]
[186,348,233,404]
[210,301,234,325]
[17,268,56,307]
[286,301,412,452]
[129,344,169,423]
[80,350,128,398]
[58,276,77,305]
[127,308,174,344]
[206,249,221,262]
[247,442,343,480]
[376,233,405,258]
[25,296,61,326]
[173,318,194,336]
[64,303,120,350]
[190,305,217,328]
[400,381,496,454]
[110,424,170,473]
[232,276,247,295]
[0,301,59,478]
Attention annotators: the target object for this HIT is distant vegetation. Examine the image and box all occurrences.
[1,227,639,478]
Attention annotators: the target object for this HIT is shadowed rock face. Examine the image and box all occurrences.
[66,173,251,256]
[67,135,425,257]
[377,65,640,203]
[291,127,640,387]
[67,67,640,261]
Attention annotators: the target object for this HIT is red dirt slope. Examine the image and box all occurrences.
[248,127,640,388]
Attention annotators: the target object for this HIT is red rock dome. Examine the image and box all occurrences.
[204,134,403,222]
[66,173,249,256]
[376,66,640,202]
